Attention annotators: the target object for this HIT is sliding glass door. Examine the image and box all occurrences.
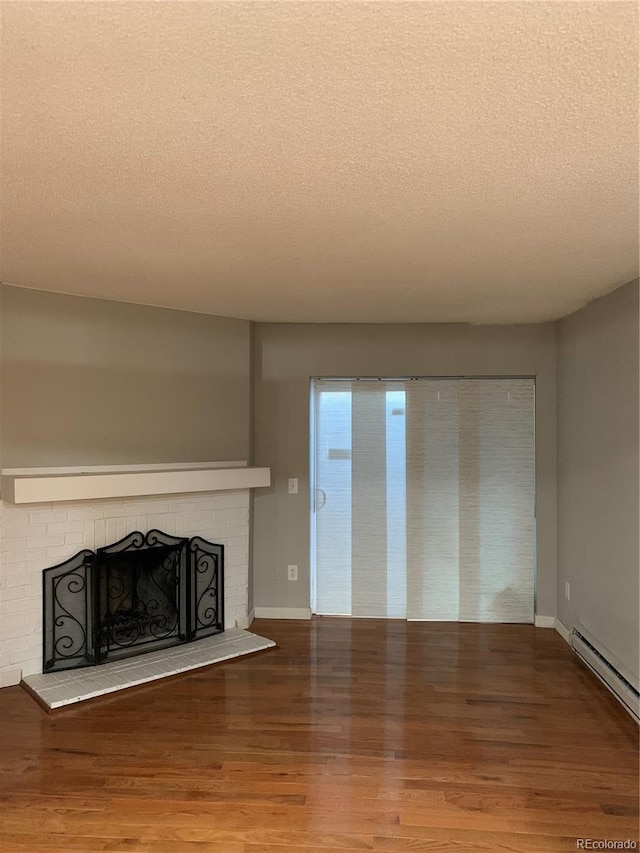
[312,377,535,623]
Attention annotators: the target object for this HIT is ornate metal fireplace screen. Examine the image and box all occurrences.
[43,530,224,672]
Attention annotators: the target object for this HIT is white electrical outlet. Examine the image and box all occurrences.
[288,478,299,494]
[287,564,298,581]
[565,581,571,601]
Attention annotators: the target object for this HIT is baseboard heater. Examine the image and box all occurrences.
[571,625,639,723]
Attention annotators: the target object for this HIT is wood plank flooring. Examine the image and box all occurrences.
[0,618,638,852]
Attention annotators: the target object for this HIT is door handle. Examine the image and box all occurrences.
[315,488,327,511]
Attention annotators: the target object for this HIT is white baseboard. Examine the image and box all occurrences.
[534,615,556,628]
[254,607,312,620]
[534,616,573,645]
[0,668,22,688]
[555,618,571,645]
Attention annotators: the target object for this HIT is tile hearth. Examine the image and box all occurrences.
[22,627,275,709]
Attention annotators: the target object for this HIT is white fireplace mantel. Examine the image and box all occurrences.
[1,462,271,504]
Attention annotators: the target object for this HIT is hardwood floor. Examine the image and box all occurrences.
[0,618,638,852]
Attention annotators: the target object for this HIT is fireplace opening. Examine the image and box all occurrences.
[98,541,184,660]
[43,530,224,672]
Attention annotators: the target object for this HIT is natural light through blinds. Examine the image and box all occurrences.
[313,378,535,623]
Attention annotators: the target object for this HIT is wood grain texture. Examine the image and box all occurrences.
[0,619,638,852]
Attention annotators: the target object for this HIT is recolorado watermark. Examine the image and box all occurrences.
[576,841,638,850]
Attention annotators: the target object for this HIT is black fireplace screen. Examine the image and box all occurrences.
[42,530,224,672]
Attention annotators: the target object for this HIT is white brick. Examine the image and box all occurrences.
[229,554,248,564]
[93,519,106,547]
[0,538,27,552]
[223,593,243,606]
[226,535,248,546]
[24,535,66,549]
[5,573,30,587]
[2,549,45,566]
[163,514,178,535]
[145,503,169,514]
[1,586,25,602]
[27,559,49,573]
[18,659,41,677]
[46,520,85,535]
[225,590,247,602]
[1,487,250,677]
[67,507,105,521]
[228,508,249,522]
[2,561,29,576]
[45,546,76,562]
[29,510,68,524]
[174,513,188,530]
[221,497,249,510]
[104,501,137,514]
[1,598,39,615]
[9,649,38,666]
[1,613,37,637]
[2,524,47,539]
[229,585,247,596]
[102,504,128,518]
[104,518,119,543]
[171,500,200,511]
[0,636,28,654]
[185,511,219,527]
[145,514,165,532]
[0,669,23,687]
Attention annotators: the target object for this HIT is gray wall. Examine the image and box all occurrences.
[6,280,636,661]
[0,285,3,473]
[253,322,558,616]
[0,285,252,466]
[557,279,639,678]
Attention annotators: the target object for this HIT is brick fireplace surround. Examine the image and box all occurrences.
[0,487,254,687]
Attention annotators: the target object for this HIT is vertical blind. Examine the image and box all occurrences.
[313,378,535,623]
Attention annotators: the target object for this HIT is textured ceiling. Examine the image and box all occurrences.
[1,1,638,323]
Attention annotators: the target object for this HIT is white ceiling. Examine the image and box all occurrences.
[1,2,638,324]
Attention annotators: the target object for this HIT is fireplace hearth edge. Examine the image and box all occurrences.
[43,529,224,673]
